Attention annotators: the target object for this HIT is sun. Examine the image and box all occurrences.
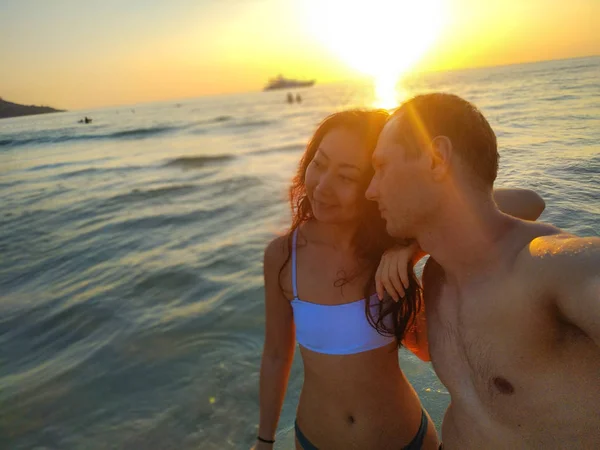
[301,0,446,108]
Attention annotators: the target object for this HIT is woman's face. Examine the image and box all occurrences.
[304,127,373,224]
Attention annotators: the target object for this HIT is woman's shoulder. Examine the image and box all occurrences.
[264,234,292,273]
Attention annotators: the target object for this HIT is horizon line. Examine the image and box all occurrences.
[6,53,599,113]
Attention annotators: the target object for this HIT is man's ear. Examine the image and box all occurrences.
[429,135,452,181]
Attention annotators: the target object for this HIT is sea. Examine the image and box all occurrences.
[0,56,598,450]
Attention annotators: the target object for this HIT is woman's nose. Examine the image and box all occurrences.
[315,172,334,194]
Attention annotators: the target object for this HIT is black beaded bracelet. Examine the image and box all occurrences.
[257,435,275,444]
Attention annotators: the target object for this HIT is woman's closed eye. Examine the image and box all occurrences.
[339,174,357,183]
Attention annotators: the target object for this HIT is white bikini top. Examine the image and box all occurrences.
[289,229,395,355]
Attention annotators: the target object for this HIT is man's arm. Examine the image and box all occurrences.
[533,235,600,345]
[493,188,545,221]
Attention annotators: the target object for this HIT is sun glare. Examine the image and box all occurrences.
[302,0,446,108]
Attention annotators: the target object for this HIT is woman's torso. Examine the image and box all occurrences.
[288,225,437,449]
[297,343,428,449]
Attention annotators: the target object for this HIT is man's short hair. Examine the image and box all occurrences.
[391,93,499,187]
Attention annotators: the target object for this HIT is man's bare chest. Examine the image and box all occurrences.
[426,266,600,443]
[426,274,558,409]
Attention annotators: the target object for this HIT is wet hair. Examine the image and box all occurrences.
[278,109,422,345]
[391,93,498,188]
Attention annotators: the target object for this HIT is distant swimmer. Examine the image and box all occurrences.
[296,94,302,103]
[78,116,92,124]
[286,92,294,104]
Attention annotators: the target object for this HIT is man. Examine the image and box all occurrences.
[366,93,600,449]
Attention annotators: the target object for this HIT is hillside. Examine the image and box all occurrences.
[0,97,64,119]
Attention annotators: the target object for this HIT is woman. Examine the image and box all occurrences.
[254,110,544,449]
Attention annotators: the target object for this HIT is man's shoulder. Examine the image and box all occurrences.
[515,224,600,280]
[532,231,597,247]
[520,229,599,261]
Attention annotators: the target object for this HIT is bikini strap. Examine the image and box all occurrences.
[291,228,299,299]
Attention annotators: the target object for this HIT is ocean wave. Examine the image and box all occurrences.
[60,165,143,179]
[485,100,529,111]
[61,167,102,178]
[189,112,234,123]
[554,157,600,176]
[541,94,579,102]
[0,180,21,189]
[250,143,304,156]
[109,205,233,232]
[164,154,234,169]
[0,299,116,389]
[559,61,597,74]
[0,136,47,148]
[201,175,263,198]
[191,330,263,356]
[131,268,199,298]
[26,161,75,172]
[229,119,273,128]
[106,184,198,205]
[188,116,270,133]
[106,126,179,139]
[0,125,182,149]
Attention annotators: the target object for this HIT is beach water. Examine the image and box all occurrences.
[0,56,598,449]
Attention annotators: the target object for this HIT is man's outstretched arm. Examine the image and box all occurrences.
[535,235,600,345]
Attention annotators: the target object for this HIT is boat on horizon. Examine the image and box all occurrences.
[263,75,315,91]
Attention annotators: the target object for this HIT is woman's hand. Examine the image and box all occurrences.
[375,242,420,302]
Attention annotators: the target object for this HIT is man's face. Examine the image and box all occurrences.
[365,115,440,238]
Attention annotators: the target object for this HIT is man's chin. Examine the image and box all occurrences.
[385,223,400,238]
[386,222,411,240]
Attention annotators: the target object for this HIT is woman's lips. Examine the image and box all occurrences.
[314,199,336,209]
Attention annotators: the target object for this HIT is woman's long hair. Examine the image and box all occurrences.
[278,109,422,345]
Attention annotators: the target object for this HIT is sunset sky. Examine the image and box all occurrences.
[1,0,598,109]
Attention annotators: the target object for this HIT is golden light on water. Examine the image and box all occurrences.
[374,74,409,109]
[302,0,446,108]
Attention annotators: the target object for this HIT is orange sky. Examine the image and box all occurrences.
[0,0,597,109]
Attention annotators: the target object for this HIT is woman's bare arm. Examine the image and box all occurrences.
[493,188,545,221]
[254,237,296,448]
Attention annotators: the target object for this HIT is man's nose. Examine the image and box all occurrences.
[365,178,378,201]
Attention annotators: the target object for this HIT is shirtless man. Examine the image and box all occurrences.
[366,93,600,449]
